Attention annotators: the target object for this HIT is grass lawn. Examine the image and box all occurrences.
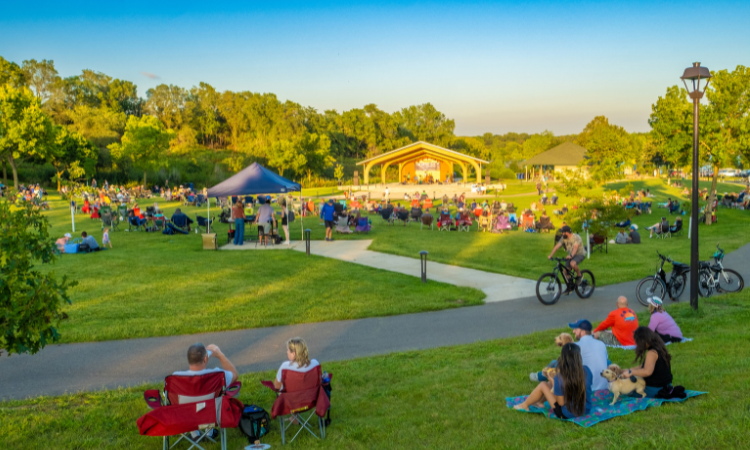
[36,195,483,344]
[2,290,748,449]
[302,179,750,286]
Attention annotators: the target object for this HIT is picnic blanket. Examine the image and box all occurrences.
[605,337,693,350]
[507,389,706,427]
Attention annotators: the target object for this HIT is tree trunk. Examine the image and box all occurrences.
[56,170,63,191]
[7,155,19,190]
[705,165,719,225]
[2,158,6,185]
[143,171,148,189]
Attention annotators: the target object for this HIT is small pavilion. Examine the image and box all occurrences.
[356,141,489,185]
[523,141,588,175]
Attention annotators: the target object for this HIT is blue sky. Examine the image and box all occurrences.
[2,1,748,135]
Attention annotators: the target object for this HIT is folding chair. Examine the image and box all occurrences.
[421,214,434,230]
[380,208,394,225]
[101,210,116,231]
[478,215,491,232]
[438,213,453,231]
[668,220,683,238]
[128,215,145,232]
[396,210,410,226]
[590,234,608,253]
[140,371,242,450]
[354,217,371,233]
[153,216,166,232]
[659,220,670,240]
[457,212,472,232]
[196,215,215,233]
[262,366,331,445]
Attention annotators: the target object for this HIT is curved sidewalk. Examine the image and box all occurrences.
[2,243,748,401]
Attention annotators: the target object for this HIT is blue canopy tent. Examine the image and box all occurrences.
[206,163,302,247]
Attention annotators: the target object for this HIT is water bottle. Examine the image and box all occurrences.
[322,371,330,383]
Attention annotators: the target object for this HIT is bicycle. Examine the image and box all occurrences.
[698,244,744,297]
[536,257,595,305]
[635,251,690,306]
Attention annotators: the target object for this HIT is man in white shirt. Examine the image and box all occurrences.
[568,319,609,391]
[172,343,238,387]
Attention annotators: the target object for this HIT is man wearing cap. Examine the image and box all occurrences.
[627,225,641,244]
[593,296,639,346]
[530,319,609,391]
[56,233,72,253]
[548,225,586,294]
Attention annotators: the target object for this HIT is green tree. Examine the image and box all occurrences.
[0,85,55,189]
[521,131,554,160]
[576,116,634,184]
[50,127,98,189]
[145,84,189,130]
[334,163,344,182]
[0,56,26,88]
[21,59,60,104]
[0,202,77,356]
[565,197,633,238]
[394,103,455,147]
[108,115,174,186]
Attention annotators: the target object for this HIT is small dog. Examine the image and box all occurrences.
[543,367,558,389]
[600,364,647,405]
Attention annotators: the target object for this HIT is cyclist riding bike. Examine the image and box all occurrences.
[548,225,586,295]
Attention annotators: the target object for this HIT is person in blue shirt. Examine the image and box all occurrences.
[514,343,593,419]
[321,199,336,241]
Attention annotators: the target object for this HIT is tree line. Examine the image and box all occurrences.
[2,55,748,192]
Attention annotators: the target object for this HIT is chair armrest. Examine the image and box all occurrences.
[144,389,163,409]
[225,381,242,398]
[260,380,280,393]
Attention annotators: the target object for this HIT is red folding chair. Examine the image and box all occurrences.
[139,372,241,450]
[261,366,331,445]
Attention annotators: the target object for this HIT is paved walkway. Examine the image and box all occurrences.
[223,240,536,302]
[2,243,748,401]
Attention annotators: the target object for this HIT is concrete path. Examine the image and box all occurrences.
[2,243,748,401]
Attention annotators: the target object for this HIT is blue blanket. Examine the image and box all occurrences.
[507,389,706,427]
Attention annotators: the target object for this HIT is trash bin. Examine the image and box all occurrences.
[202,233,217,250]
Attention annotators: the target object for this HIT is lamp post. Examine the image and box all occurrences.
[680,62,711,311]
[419,250,428,283]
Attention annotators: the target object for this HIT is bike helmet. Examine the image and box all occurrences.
[647,296,663,308]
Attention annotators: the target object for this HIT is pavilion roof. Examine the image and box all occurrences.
[523,141,587,166]
[356,141,489,166]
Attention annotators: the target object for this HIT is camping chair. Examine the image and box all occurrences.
[117,204,128,221]
[355,217,371,233]
[152,216,166,232]
[421,214,434,230]
[195,194,206,207]
[409,207,423,222]
[196,215,215,233]
[100,205,112,218]
[669,202,681,215]
[128,215,145,232]
[261,366,331,445]
[658,220,670,239]
[457,212,472,232]
[379,208,394,225]
[616,218,631,228]
[140,371,242,450]
[667,220,683,238]
[590,233,608,253]
[101,210,116,231]
[438,213,453,231]
[172,215,191,233]
[396,210,410,226]
[522,214,535,232]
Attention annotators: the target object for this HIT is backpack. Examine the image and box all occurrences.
[239,405,270,443]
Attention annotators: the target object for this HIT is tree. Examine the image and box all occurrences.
[0,202,77,357]
[146,84,189,130]
[649,66,750,224]
[564,197,633,239]
[334,163,344,182]
[0,56,27,88]
[521,131,554,160]
[556,168,593,197]
[108,115,174,186]
[268,132,334,183]
[394,103,456,147]
[21,59,60,104]
[66,104,125,149]
[0,85,55,189]
[576,116,634,184]
[50,127,98,189]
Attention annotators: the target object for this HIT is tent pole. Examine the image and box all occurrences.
[286,195,290,248]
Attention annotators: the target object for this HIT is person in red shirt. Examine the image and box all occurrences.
[593,296,639,346]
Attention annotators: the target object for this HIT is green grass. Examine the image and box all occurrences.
[35,195,483,343]
[2,290,748,449]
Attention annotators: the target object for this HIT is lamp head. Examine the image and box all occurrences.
[681,62,711,99]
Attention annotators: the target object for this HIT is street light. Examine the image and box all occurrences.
[681,62,711,311]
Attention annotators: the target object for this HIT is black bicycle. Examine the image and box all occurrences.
[698,244,744,297]
[636,251,690,306]
[536,257,595,305]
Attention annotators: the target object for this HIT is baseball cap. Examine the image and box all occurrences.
[560,225,572,233]
[647,296,663,307]
[64,233,72,238]
[568,319,593,332]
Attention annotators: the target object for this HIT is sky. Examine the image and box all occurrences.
[2,0,749,136]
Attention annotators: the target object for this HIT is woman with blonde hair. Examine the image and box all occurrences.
[273,337,321,389]
[646,297,683,343]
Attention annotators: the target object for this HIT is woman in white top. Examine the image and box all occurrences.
[273,337,320,389]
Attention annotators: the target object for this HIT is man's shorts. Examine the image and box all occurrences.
[566,254,585,268]
[596,330,621,346]
[261,222,271,234]
[325,220,335,229]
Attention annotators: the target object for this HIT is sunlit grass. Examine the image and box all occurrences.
[2,290,747,449]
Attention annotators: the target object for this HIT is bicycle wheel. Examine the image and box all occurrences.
[536,273,562,305]
[698,270,713,298]
[575,270,596,298]
[668,273,687,301]
[636,277,666,306]
[717,268,744,293]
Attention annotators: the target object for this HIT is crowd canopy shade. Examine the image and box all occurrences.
[205,162,302,248]
[207,162,301,197]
